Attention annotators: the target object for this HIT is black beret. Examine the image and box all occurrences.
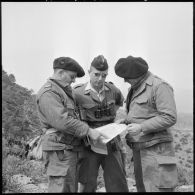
[115,56,148,79]
[53,57,85,77]
[91,55,108,71]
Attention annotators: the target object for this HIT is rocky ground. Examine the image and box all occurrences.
[5,155,193,193]
[4,112,194,193]
[6,172,193,193]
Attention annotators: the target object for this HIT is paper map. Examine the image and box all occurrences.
[89,123,127,155]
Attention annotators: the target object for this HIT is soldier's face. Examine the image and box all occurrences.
[61,70,77,85]
[89,67,108,89]
[124,77,140,87]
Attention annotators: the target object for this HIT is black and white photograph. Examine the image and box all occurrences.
[2,1,193,193]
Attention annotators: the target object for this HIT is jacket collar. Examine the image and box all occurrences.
[131,71,153,101]
[84,82,109,95]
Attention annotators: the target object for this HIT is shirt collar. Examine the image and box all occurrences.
[84,82,109,94]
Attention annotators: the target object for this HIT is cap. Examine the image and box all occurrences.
[53,57,85,77]
[91,55,108,71]
[115,55,148,79]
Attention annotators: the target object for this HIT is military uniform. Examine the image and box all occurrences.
[74,81,129,192]
[36,57,89,193]
[115,56,178,192]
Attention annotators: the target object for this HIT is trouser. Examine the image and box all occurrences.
[78,148,129,192]
[43,149,79,192]
[132,141,178,192]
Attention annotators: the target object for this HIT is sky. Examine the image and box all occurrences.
[2,2,193,113]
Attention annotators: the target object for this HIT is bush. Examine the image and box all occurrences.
[2,155,23,193]
[2,154,46,192]
[180,137,188,145]
[177,165,193,186]
[185,148,192,153]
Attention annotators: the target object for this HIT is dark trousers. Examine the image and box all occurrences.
[79,149,129,192]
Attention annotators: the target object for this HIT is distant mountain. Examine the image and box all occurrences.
[174,88,193,114]
[172,112,193,131]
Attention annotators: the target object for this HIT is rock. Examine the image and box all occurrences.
[21,184,41,193]
[96,187,106,192]
[175,185,193,192]
[96,177,137,192]
[127,177,137,192]
[38,183,48,192]
[11,174,33,185]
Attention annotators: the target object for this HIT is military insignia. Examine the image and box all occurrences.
[60,60,65,64]
[45,83,51,88]
[100,55,104,63]
[44,83,52,88]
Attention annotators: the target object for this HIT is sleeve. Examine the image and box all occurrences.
[140,83,177,134]
[38,91,89,138]
[115,87,125,107]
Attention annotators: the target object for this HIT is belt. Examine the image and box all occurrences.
[132,147,146,192]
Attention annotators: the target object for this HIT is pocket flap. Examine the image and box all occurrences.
[136,96,148,104]
[156,155,177,165]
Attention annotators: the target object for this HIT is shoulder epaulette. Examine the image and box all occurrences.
[44,83,52,89]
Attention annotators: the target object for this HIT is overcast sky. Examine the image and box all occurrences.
[2,2,193,113]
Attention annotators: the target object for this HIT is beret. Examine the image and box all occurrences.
[91,55,108,71]
[53,57,85,77]
[115,56,148,79]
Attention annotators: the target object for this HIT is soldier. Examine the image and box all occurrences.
[73,55,129,192]
[36,57,107,192]
[115,55,178,192]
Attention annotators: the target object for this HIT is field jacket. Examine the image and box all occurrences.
[36,78,89,150]
[126,72,177,145]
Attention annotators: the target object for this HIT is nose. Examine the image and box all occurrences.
[98,75,103,81]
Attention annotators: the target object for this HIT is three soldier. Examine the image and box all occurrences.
[36,55,178,192]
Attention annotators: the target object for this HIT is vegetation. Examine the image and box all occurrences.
[2,69,43,192]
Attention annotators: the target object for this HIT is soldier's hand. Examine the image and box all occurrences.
[115,118,126,124]
[88,129,110,141]
[88,128,101,141]
[126,123,142,136]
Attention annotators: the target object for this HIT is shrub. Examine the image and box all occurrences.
[2,154,46,192]
[180,137,188,145]
[185,163,191,168]
[2,155,23,193]
[177,165,194,185]
[185,148,192,153]
[175,143,182,152]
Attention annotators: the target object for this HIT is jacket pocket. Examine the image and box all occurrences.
[133,95,150,117]
[155,155,178,188]
[42,133,73,151]
[136,96,148,104]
